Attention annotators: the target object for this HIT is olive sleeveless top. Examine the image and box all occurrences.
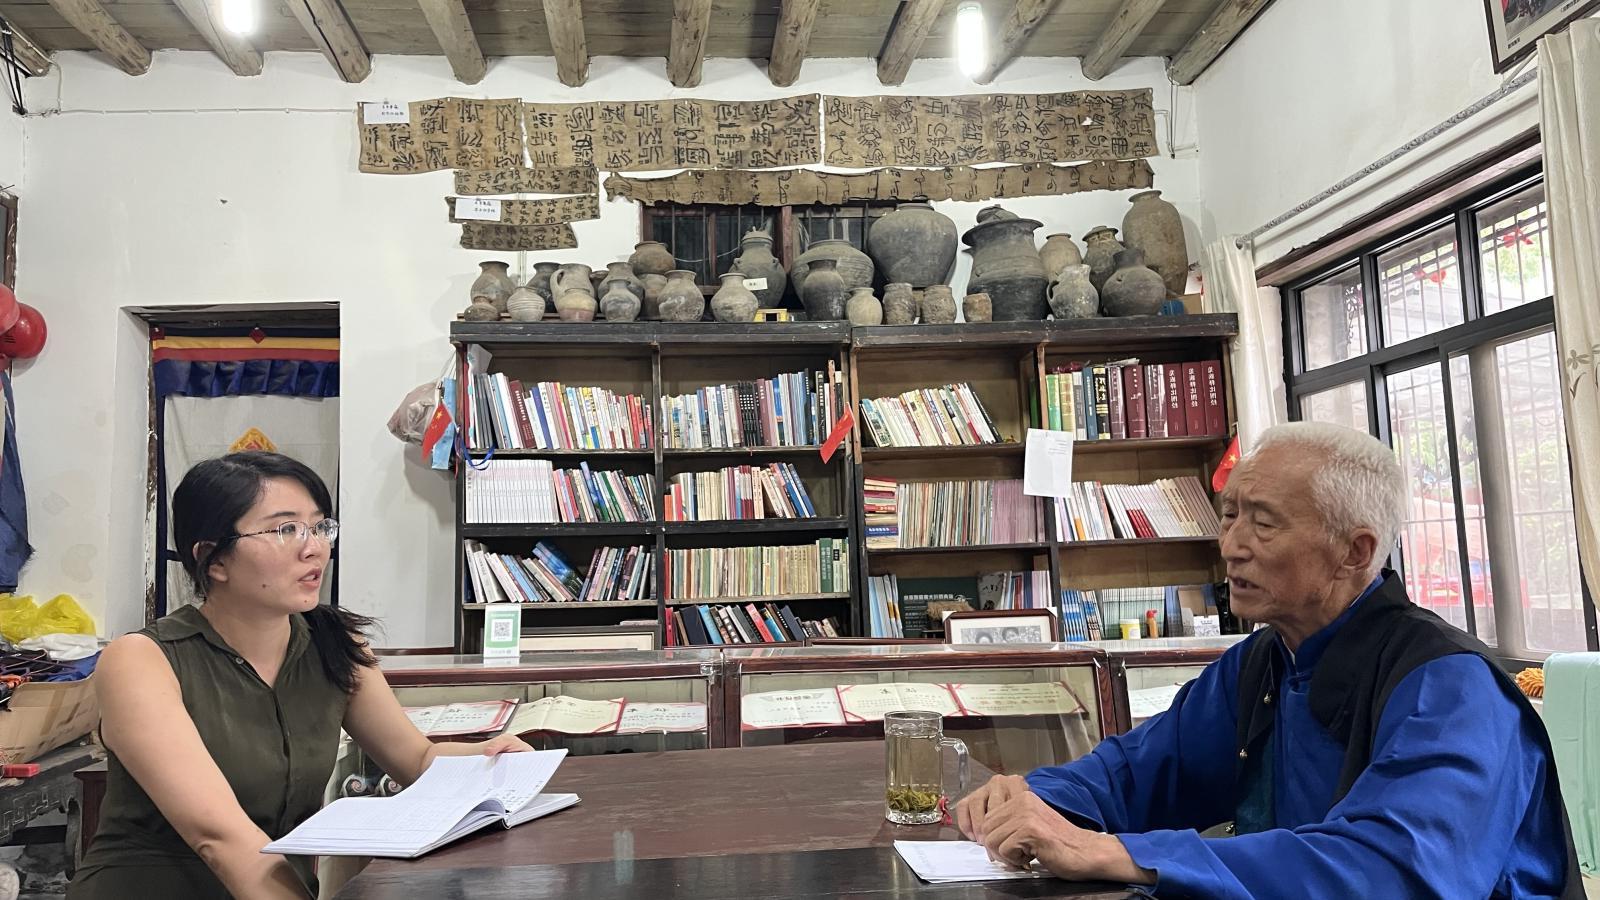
[69,605,350,899]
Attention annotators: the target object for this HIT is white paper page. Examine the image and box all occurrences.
[504,792,582,828]
[1128,683,1185,720]
[740,688,846,729]
[264,795,483,857]
[617,702,707,734]
[405,750,569,814]
[952,682,1085,717]
[455,197,504,221]
[837,683,961,722]
[361,101,408,124]
[893,840,1051,883]
[429,700,514,736]
[505,696,623,735]
[1022,428,1075,499]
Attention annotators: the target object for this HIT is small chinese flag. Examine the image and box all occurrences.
[421,402,453,461]
[1212,435,1242,493]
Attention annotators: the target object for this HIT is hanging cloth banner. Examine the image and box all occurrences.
[522,96,821,170]
[454,166,598,196]
[602,160,1154,206]
[459,223,578,251]
[444,194,599,226]
[358,98,525,174]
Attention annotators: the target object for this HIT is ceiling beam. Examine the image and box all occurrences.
[1081,0,1165,81]
[1,23,52,77]
[768,0,820,87]
[283,0,371,83]
[974,0,1056,85]
[41,0,150,75]
[876,0,945,86]
[667,0,713,88]
[543,0,589,87]
[417,0,486,84]
[1167,0,1275,85]
[168,0,263,76]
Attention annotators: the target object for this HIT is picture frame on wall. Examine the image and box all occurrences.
[944,609,1059,645]
[1485,0,1600,72]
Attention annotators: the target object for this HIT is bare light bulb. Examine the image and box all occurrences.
[955,3,987,79]
[221,0,256,36]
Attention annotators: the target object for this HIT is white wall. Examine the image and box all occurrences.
[0,106,21,193]
[1194,0,1558,264]
[17,51,1200,646]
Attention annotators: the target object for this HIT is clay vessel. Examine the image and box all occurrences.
[1082,227,1125,295]
[470,261,516,314]
[600,283,641,322]
[463,299,498,322]
[1048,265,1099,320]
[962,216,1048,321]
[554,289,598,322]
[883,283,917,325]
[846,287,883,326]
[732,230,786,307]
[711,273,760,323]
[527,261,560,302]
[963,292,993,323]
[976,205,1018,224]
[792,238,873,298]
[506,286,546,322]
[1100,249,1167,317]
[657,270,706,323]
[867,202,958,288]
[629,240,674,277]
[799,258,849,321]
[552,263,595,299]
[639,274,668,320]
[1040,234,1083,277]
[600,261,645,304]
[1123,191,1188,297]
[920,285,957,324]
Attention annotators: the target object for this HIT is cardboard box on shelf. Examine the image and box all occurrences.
[0,675,98,765]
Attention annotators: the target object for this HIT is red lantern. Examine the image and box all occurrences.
[0,304,47,360]
[0,286,19,334]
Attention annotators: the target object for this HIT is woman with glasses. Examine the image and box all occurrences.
[69,451,532,899]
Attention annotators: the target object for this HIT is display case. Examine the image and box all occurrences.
[725,645,1108,776]
[1086,636,1246,732]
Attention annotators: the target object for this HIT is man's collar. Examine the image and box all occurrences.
[1277,575,1385,673]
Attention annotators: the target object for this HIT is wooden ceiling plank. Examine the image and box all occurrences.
[666,0,711,86]
[767,0,819,86]
[416,0,486,82]
[1167,0,1273,85]
[875,0,943,85]
[542,0,588,86]
[1,21,52,75]
[1080,0,1164,79]
[283,0,371,82]
[973,0,1055,84]
[167,0,262,75]
[41,0,150,73]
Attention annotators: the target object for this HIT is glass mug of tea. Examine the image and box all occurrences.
[883,710,970,825]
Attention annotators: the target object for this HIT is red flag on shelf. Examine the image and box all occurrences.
[1212,435,1242,493]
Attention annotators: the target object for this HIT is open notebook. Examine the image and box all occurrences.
[264,750,578,858]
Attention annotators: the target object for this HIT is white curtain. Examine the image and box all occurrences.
[1201,237,1287,450]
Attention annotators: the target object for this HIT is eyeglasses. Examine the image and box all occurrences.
[230,518,340,546]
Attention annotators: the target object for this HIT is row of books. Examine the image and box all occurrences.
[866,575,905,638]
[659,367,846,449]
[859,383,1001,448]
[663,463,817,522]
[662,538,851,600]
[978,570,1056,611]
[873,478,1045,549]
[1053,477,1221,542]
[665,602,842,646]
[863,477,898,550]
[464,460,655,525]
[463,540,653,604]
[1043,359,1226,441]
[468,375,653,451]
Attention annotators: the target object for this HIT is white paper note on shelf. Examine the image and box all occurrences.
[362,101,408,124]
[740,688,846,729]
[894,840,1051,883]
[455,197,504,221]
[1128,683,1185,720]
[1022,428,1074,498]
[742,277,768,291]
[618,702,707,734]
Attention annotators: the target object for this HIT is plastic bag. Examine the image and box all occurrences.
[387,382,439,446]
[0,594,40,643]
[0,594,95,642]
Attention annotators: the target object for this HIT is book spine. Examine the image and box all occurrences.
[1107,363,1126,440]
[1092,366,1111,440]
[1202,360,1226,437]
[1164,365,1187,436]
[1124,365,1147,439]
[1183,362,1206,436]
[1144,365,1165,439]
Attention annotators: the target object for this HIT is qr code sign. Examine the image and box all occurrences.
[491,620,516,642]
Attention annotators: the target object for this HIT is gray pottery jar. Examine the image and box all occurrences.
[629,241,674,278]
[600,261,644,303]
[867,202,958,288]
[846,287,883,326]
[639,274,668,320]
[1122,190,1188,297]
[712,273,760,323]
[600,284,641,322]
[552,263,595,299]
[732,230,787,307]
[1040,234,1083,277]
[963,292,993,323]
[1100,249,1167,317]
[463,299,498,322]
[1048,265,1099,320]
[555,289,598,322]
[506,286,546,322]
[883,283,918,325]
[1082,227,1125,295]
[962,216,1048,321]
[657,270,706,322]
[800,258,849,321]
[527,261,560,302]
[470,260,517,314]
[920,285,957,324]
[792,238,873,298]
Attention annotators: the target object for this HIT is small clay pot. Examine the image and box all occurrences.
[920,285,957,324]
[963,293,993,323]
[506,286,546,322]
[846,287,883,326]
[462,299,499,322]
[600,284,641,322]
[630,240,674,277]
[883,283,918,325]
[555,289,598,322]
[711,273,760,323]
[639,274,668,320]
[657,270,706,322]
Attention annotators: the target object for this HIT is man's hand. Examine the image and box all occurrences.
[955,774,1031,843]
[963,783,1156,885]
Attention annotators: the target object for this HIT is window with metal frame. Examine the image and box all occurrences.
[1282,166,1597,658]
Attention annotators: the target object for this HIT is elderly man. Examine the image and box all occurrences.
[956,422,1582,898]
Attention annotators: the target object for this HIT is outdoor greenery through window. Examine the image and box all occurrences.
[1284,168,1595,657]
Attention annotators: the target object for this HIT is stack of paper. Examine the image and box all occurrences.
[893,840,1052,883]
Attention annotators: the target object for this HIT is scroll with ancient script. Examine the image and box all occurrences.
[740,687,847,729]
[836,683,964,723]
[445,194,600,226]
[822,91,1157,167]
[522,96,821,171]
[505,696,624,735]
[617,702,708,734]
[358,97,525,174]
[603,160,1153,206]
[459,223,578,251]
[455,166,599,196]
[949,682,1087,717]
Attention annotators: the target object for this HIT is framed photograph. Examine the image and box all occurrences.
[945,609,1059,645]
[1485,0,1600,72]
[518,626,658,652]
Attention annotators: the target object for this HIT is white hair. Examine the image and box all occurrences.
[1249,422,1404,578]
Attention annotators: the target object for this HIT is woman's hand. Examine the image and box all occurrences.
[478,733,534,756]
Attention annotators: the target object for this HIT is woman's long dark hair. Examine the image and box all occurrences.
[172,451,376,693]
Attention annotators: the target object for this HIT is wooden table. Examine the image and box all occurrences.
[335,742,1134,898]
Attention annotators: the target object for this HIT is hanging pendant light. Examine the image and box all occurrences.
[221,0,256,36]
[955,2,987,80]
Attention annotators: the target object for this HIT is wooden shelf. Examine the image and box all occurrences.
[664,446,828,458]
[468,448,654,459]
[867,541,1050,556]
[861,443,1023,461]
[462,522,658,539]
[664,517,850,535]
[666,593,851,606]
[1071,436,1228,454]
[453,321,851,347]
[852,315,1239,350]
[1056,536,1218,549]
[461,600,658,610]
